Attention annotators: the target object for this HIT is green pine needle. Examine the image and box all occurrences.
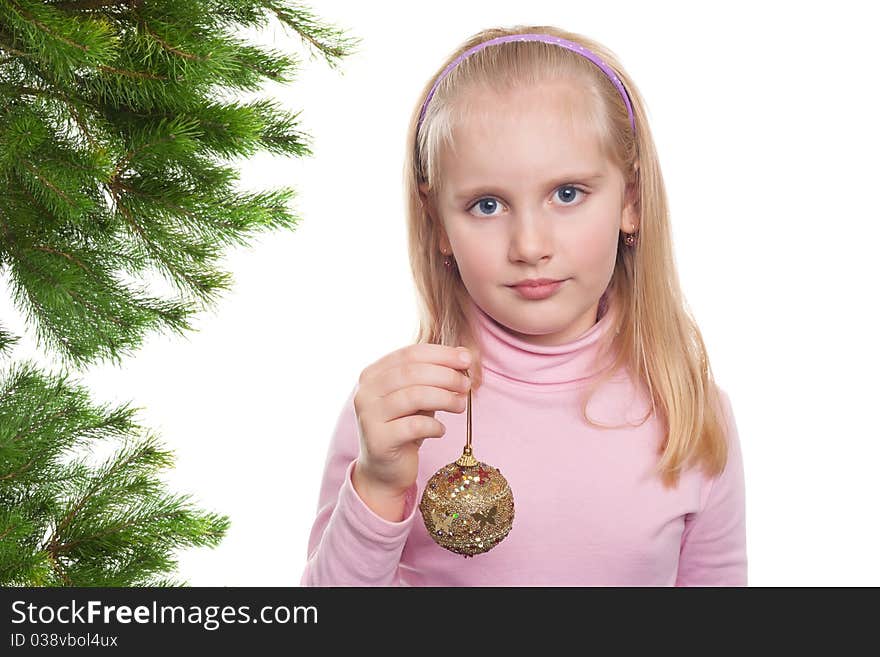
[0,360,232,586]
[0,0,358,586]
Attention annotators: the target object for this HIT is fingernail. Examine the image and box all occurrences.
[458,349,471,364]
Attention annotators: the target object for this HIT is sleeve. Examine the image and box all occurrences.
[675,386,748,586]
[299,382,421,586]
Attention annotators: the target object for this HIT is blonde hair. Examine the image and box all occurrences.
[403,25,728,489]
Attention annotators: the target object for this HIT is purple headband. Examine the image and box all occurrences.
[417,33,636,135]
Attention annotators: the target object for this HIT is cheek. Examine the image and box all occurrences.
[565,222,619,279]
[456,238,497,282]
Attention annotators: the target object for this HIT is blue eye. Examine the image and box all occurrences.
[470,197,502,217]
[467,185,587,217]
[555,185,585,204]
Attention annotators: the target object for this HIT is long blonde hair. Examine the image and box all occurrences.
[403,25,728,489]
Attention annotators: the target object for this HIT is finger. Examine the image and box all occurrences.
[372,360,471,399]
[361,343,472,390]
[386,414,447,448]
[380,385,466,423]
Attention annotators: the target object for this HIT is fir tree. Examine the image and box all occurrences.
[0,0,359,585]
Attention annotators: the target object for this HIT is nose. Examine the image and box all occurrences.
[507,206,554,264]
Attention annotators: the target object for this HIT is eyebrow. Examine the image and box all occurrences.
[453,172,606,202]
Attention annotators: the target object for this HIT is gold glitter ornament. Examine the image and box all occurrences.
[419,369,514,557]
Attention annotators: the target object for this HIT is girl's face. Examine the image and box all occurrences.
[419,79,639,346]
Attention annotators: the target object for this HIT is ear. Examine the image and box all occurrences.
[418,182,433,217]
[620,164,641,234]
[419,182,451,251]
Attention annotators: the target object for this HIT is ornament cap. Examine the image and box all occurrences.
[455,446,477,467]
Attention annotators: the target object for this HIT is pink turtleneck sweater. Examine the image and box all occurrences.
[299,298,747,586]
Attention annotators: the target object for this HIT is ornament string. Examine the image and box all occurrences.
[418,364,515,556]
[456,368,477,467]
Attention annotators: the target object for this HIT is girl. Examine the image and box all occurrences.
[300,25,746,586]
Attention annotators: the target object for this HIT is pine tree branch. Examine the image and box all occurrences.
[107,185,209,297]
[0,83,63,99]
[0,39,29,57]
[1,7,166,81]
[6,404,67,448]
[0,522,20,542]
[45,438,146,551]
[0,28,42,65]
[0,0,355,585]
[112,181,237,233]
[262,0,360,69]
[0,457,35,481]
[60,96,100,151]
[9,237,125,334]
[19,159,76,206]
[45,549,72,585]
[0,78,95,119]
[111,134,177,181]
[53,0,143,11]
[133,10,202,62]
[52,508,172,554]
[32,244,95,276]
[97,63,166,80]
[7,0,91,52]
[9,239,128,342]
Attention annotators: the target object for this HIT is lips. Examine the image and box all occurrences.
[508,279,566,300]
[510,278,564,287]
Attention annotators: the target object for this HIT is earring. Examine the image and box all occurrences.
[624,224,638,247]
[442,249,453,268]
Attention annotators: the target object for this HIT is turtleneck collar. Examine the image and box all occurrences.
[467,291,616,389]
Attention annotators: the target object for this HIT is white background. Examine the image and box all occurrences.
[2,0,878,586]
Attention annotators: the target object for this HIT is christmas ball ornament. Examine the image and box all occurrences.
[419,370,514,557]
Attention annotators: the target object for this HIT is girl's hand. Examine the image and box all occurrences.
[352,343,472,506]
